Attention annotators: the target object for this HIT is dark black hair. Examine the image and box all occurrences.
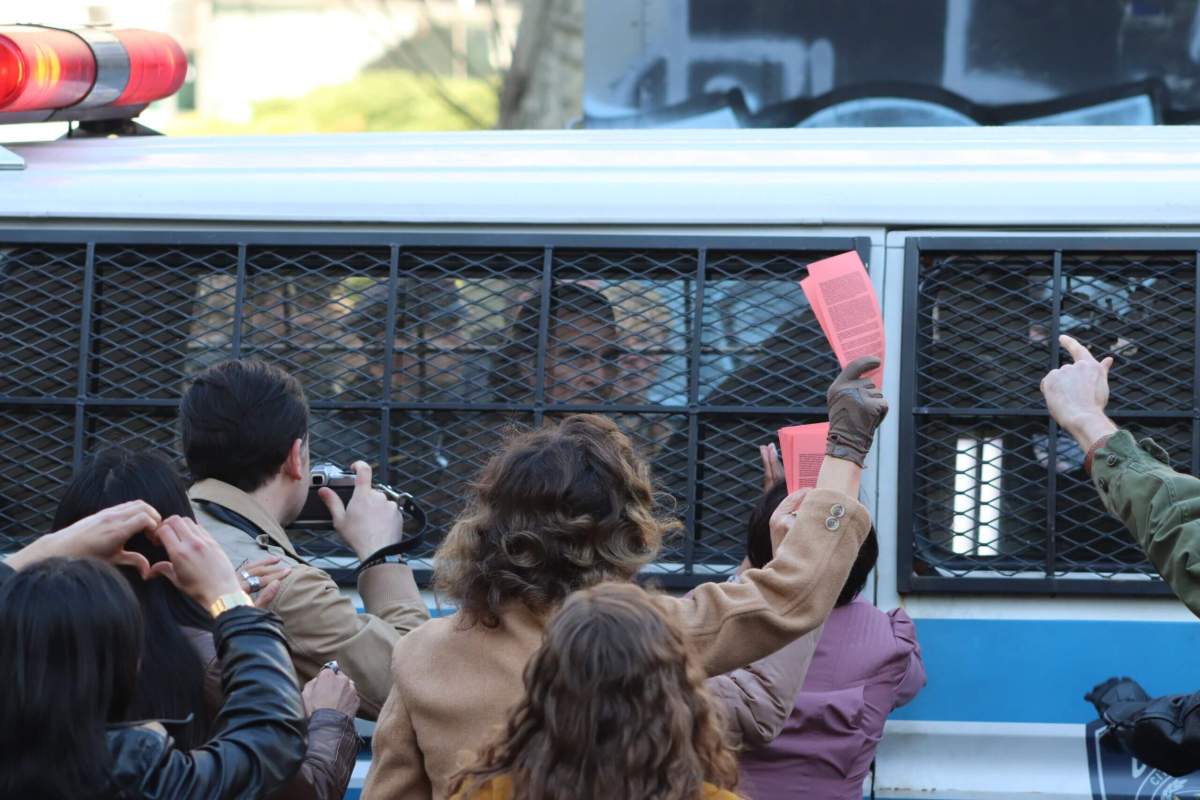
[53,448,213,748]
[0,557,143,799]
[180,358,308,493]
[746,481,878,607]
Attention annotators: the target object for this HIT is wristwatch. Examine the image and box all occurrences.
[209,590,255,618]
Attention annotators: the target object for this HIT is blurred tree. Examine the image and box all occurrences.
[165,69,497,135]
[499,0,581,128]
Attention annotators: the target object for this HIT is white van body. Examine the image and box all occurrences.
[4,126,1200,799]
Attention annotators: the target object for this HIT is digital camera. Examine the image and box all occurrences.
[291,462,426,533]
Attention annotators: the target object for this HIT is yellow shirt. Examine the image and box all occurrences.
[452,775,743,799]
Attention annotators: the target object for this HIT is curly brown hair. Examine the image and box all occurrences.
[448,582,740,800]
[433,414,679,627]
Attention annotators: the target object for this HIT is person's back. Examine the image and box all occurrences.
[447,582,744,800]
[738,598,924,799]
[180,358,428,717]
[365,356,886,799]
[729,479,925,800]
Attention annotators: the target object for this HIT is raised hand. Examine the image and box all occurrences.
[302,666,361,718]
[152,516,243,610]
[1040,334,1119,450]
[319,461,403,560]
[5,500,162,574]
[768,488,813,555]
[825,356,888,467]
[759,443,786,493]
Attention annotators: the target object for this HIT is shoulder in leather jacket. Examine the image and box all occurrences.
[105,606,307,800]
[182,623,360,800]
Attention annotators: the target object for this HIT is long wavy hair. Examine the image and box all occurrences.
[434,414,678,627]
[0,557,143,800]
[448,582,740,800]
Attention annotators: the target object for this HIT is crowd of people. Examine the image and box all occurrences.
[5,319,1198,798]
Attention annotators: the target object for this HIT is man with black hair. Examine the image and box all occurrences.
[181,358,427,719]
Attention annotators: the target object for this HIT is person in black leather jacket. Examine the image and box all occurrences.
[0,512,307,800]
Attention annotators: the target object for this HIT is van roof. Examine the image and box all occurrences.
[3,126,1199,227]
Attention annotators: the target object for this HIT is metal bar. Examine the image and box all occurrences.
[683,248,708,575]
[910,406,1193,420]
[0,395,838,416]
[72,242,97,470]
[896,238,922,593]
[913,236,1200,253]
[853,236,872,265]
[1194,250,1200,475]
[1045,251,1064,579]
[532,247,553,427]
[904,574,1175,597]
[380,245,400,478]
[0,228,866,253]
[231,244,247,358]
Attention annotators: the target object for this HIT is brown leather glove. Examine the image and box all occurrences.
[825,356,888,467]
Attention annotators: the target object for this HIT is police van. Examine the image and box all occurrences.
[4,23,1200,800]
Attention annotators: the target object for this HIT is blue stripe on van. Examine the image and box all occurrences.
[893,617,1200,724]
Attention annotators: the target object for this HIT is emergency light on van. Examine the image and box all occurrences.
[0,25,186,124]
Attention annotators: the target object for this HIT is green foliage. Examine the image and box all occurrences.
[166,69,497,136]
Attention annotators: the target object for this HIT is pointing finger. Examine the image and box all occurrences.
[1059,334,1097,364]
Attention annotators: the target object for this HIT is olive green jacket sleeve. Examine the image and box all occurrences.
[1091,429,1200,617]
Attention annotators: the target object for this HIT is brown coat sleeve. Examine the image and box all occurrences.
[360,669,433,800]
[706,625,819,750]
[267,562,429,719]
[274,709,361,800]
[664,488,869,676]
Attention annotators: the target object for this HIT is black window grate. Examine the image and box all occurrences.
[0,232,865,586]
[900,238,1200,595]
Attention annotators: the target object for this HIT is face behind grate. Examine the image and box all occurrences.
[909,248,1198,587]
[0,239,850,582]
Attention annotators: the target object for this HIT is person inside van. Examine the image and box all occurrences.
[735,481,926,799]
[362,356,885,800]
[0,513,307,800]
[447,581,743,800]
[180,358,428,718]
[1041,333,1200,775]
[493,281,624,405]
[52,446,361,800]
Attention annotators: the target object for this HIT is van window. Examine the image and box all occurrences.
[901,238,1197,594]
[0,234,863,584]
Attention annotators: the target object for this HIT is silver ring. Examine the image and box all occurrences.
[322,660,341,674]
[239,569,252,583]
[246,575,262,594]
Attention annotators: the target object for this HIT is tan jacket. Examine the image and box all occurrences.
[361,488,869,800]
[190,479,429,718]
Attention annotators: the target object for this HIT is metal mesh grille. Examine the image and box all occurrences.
[0,235,853,584]
[904,243,1199,592]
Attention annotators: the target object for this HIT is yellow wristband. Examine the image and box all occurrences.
[209,590,255,618]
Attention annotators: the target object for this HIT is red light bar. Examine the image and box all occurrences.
[110,29,186,107]
[0,24,187,123]
[0,27,95,112]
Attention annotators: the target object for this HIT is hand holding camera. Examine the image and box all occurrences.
[318,461,405,561]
